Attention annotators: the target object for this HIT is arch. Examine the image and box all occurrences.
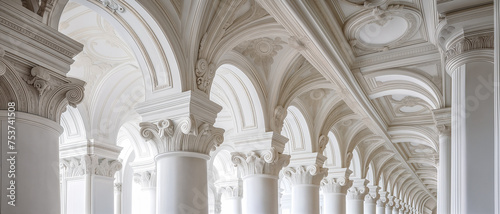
[58,0,182,99]
[282,105,312,154]
[60,106,87,144]
[210,64,266,134]
[324,131,342,168]
[349,148,362,178]
[365,68,443,109]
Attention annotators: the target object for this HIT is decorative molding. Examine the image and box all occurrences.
[215,180,242,199]
[92,0,125,13]
[231,147,290,177]
[234,37,286,72]
[114,183,122,192]
[288,36,310,51]
[139,115,225,155]
[347,179,369,200]
[445,33,494,62]
[432,108,451,136]
[318,135,329,154]
[282,165,328,185]
[60,155,122,178]
[344,4,422,54]
[273,106,288,133]
[133,170,157,188]
[320,169,352,194]
[0,47,5,76]
[365,185,381,203]
[23,66,52,96]
[195,58,216,93]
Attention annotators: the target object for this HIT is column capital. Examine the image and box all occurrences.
[60,154,122,178]
[320,168,352,194]
[346,178,369,200]
[431,108,451,136]
[140,115,225,155]
[365,185,380,203]
[387,195,395,207]
[133,170,157,188]
[282,165,328,185]
[114,183,122,192]
[215,180,242,199]
[231,147,290,177]
[377,190,388,206]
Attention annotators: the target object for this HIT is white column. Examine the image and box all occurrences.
[114,183,122,214]
[133,171,156,214]
[321,169,352,214]
[137,92,225,214]
[432,108,451,214]
[0,112,63,214]
[60,154,122,214]
[392,198,400,214]
[283,164,327,214]
[232,147,290,214]
[447,34,495,213]
[156,152,210,213]
[377,191,388,214]
[346,179,368,214]
[365,185,380,214]
[216,180,242,214]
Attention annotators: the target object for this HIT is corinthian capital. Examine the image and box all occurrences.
[320,168,352,194]
[347,179,369,200]
[215,180,242,199]
[60,155,122,178]
[282,165,328,185]
[140,114,225,155]
[231,147,290,177]
[133,170,157,188]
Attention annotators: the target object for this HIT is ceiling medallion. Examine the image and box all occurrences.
[344,5,422,52]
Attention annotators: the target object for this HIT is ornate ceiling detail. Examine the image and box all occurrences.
[235,37,286,72]
[344,5,422,54]
[91,0,125,13]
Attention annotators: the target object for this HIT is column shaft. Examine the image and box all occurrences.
[437,133,451,214]
[242,175,279,214]
[376,204,386,214]
[156,152,209,214]
[346,199,364,214]
[365,201,377,214]
[1,112,62,214]
[323,193,346,214]
[291,185,320,214]
[221,197,242,214]
[385,206,392,214]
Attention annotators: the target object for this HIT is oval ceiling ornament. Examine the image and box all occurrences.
[344,5,422,52]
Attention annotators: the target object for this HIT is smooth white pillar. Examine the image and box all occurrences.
[376,201,386,214]
[450,60,495,213]
[242,174,279,214]
[323,192,346,214]
[221,197,242,214]
[142,187,156,214]
[365,199,377,214]
[0,112,62,214]
[393,206,399,214]
[291,185,320,214]
[437,130,451,214]
[156,152,209,214]
[347,198,364,214]
[433,109,451,214]
[385,205,393,214]
[114,183,122,214]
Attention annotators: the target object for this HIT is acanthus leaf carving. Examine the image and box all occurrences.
[133,170,157,188]
[231,148,290,177]
[60,155,122,178]
[320,173,352,194]
[24,66,52,96]
[282,165,328,185]
[139,116,224,155]
[445,33,494,61]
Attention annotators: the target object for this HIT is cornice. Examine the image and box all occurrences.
[0,2,83,75]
